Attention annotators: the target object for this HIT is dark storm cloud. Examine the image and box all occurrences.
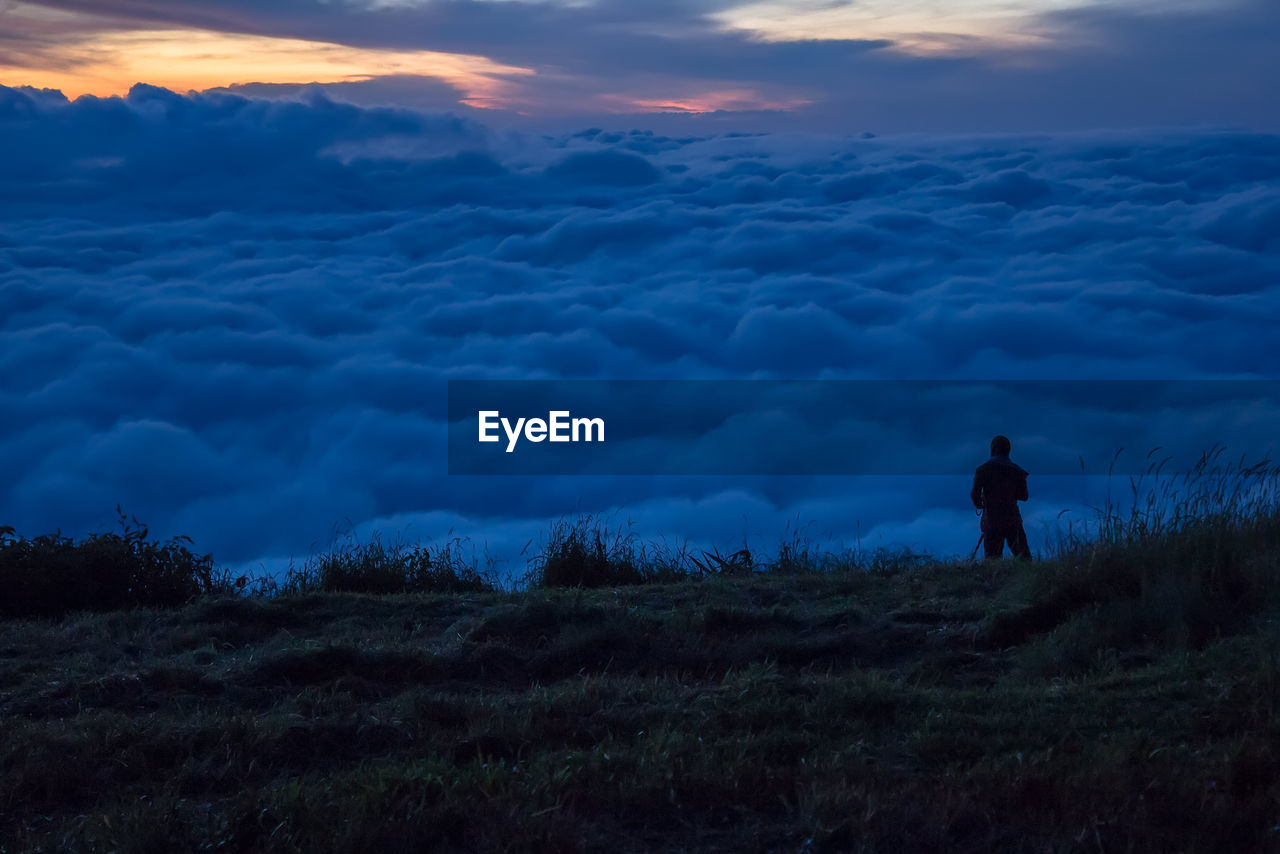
[1,85,1278,572]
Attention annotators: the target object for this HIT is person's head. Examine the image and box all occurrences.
[990,435,1012,456]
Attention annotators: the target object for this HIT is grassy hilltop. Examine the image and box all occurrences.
[3,462,1280,852]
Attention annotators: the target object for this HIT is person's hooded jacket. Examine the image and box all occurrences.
[970,453,1028,528]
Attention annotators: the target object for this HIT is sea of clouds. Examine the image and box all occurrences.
[2,84,1278,578]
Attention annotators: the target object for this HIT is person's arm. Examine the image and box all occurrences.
[971,469,984,509]
[1018,473,1029,502]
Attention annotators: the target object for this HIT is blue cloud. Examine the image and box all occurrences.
[1,86,1278,575]
[545,150,663,186]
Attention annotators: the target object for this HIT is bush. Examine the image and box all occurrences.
[0,509,225,618]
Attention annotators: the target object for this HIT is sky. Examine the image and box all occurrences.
[0,1,1277,579]
[0,0,1276,131]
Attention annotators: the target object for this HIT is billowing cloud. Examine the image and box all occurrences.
[1,85,1278,577]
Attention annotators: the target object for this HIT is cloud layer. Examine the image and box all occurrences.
[2,84,1279,574]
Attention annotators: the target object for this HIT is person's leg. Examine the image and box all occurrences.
[983,530,1006,560]
[1010,523,1032,560]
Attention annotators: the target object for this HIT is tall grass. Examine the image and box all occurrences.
[765,517,940,576]
[524,513,944,588]
[996,447,1280,672]
[276,531,497,595]
[0,508,228,618]
[523,515,697,588]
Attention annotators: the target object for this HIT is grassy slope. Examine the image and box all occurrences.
[2,555,1278,853]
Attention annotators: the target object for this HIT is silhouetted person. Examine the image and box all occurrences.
[971,435,1031,560]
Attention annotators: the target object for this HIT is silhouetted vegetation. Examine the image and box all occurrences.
[988,447,1280,673]
[525,514,940,589]
[276,531,496,596]
[0,508,228,618]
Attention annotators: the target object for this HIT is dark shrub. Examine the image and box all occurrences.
[0,509,222,618]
